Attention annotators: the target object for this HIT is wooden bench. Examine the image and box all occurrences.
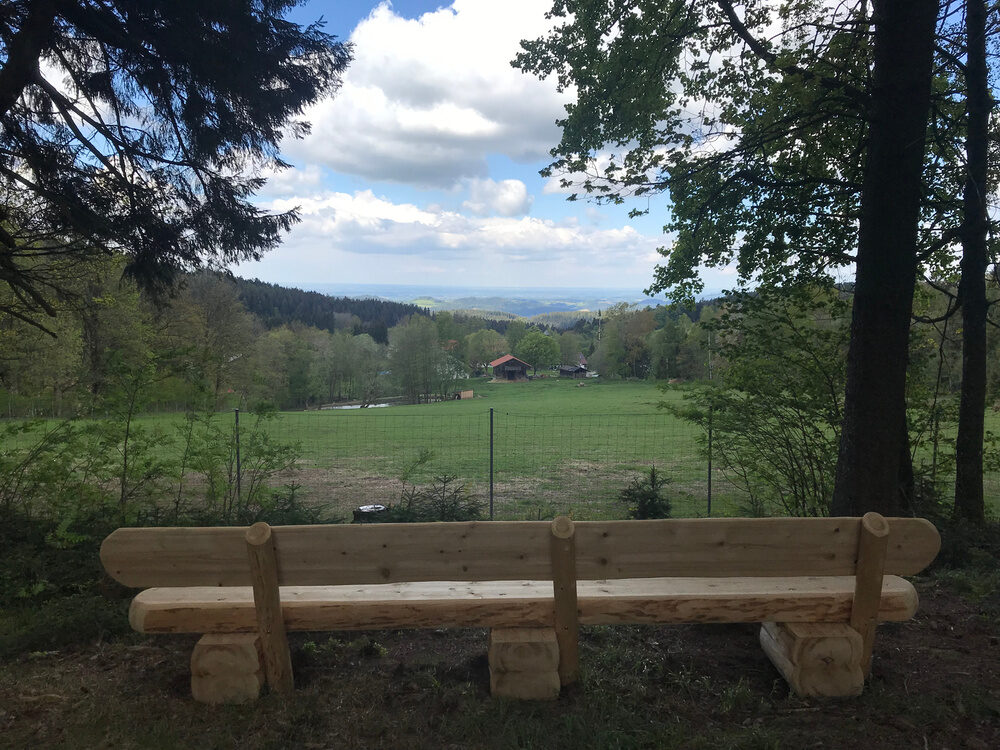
[99,513,939,703]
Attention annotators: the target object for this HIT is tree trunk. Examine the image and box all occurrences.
[898,411,914,514]
[832,0,939,516]
[954,0,990,525]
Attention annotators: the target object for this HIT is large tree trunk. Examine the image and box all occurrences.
[954,0,990,525]
[831,0,939,517]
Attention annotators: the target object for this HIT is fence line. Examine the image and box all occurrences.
[258,407,732,520]
[4,405,996,521]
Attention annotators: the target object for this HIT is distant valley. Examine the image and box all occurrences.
[291,282,668,319]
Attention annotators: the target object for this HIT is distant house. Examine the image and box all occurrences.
[489,354,531,381]
[558,364,588,379]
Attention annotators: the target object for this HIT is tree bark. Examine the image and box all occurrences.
[832,0,939,517]
[954,0,990,525]
[0,0,57,118]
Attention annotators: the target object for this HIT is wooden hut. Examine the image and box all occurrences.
[558,364,588,379]
[489,354,531,381]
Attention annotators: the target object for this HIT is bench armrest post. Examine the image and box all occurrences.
[247,522,294,694]
[550,516,579,686]
[850,512,890,677]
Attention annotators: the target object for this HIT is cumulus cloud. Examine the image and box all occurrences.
[462,178,533,217]
[258,164,324,199]
[283,1,569,188]
[242,189,663,287]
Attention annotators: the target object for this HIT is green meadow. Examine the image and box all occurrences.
[258,378,721,520]
[8,377,998,521]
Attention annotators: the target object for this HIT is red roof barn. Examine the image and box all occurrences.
[489,354,531,381]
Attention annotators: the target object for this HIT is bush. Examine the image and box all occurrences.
[0,406,327,659]
[0,505,133,658]
[375,475,484,523]
[619,466,672,519]
[0,594,131,658]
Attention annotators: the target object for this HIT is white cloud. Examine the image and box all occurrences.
[258,164,324,199]
[283,1,569,188]
[241,189,662,287]
[462,178,532,217]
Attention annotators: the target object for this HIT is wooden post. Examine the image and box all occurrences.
[550,515,579,686]
[850,512,890,677]
[246,522,294,694]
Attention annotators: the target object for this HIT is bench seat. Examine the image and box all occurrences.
[130,575,918,634]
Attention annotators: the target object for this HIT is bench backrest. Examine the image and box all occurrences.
[100,516,940,588]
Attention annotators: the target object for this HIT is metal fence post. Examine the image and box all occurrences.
[707,407,713,517]
[489,407,494,520]
[235,408,242,506]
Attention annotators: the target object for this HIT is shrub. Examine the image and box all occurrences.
[180,409,300,524]
[0,406,318,658]
[619,466,672,519]
[376,475,484,523]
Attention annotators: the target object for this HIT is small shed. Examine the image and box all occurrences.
[558,364,588,379]
[489,354,531,381]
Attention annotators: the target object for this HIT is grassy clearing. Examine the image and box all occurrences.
[263,379,724,519]
[2,379,739,521]
[6,377,999,520]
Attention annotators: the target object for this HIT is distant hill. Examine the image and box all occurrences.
[297,282,664,318]
[527,311,597,329]
[416,296,656,318]
[233,277,426,343]
[447,308,519,322]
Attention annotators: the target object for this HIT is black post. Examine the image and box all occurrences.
[706,407,713,517]
[706,332,713,517]
[235,408,242,506]
[489,407,495,520]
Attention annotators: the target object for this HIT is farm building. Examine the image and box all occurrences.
[489,354,531,381]
[558,364,588,378]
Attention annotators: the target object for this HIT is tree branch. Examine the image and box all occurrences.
[716,0,868,107]
[0,0,56,118]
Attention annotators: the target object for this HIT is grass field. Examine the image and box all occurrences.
[255,378,724,520]
[6,377,1000,522]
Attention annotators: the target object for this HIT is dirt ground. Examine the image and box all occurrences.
[284,464,726,522]
[1,576,997,749]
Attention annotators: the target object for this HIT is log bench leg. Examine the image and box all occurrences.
[191,634,265,704]
[759,622,864,698]
[488,628,561,700]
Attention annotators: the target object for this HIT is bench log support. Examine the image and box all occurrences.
[488,628,560,700]
[850,512,889,677]
[191,633,265,704]
[759,622,863,697]
[550,516,579,686]
[246,522,294,695]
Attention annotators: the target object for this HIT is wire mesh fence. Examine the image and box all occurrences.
[262,408,742,520]
[261,407,1000,520]
[4,405,999,521]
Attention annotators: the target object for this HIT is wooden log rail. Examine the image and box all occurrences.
[100,514,940,702]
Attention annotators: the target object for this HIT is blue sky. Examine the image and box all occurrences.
[235,1,733,295]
